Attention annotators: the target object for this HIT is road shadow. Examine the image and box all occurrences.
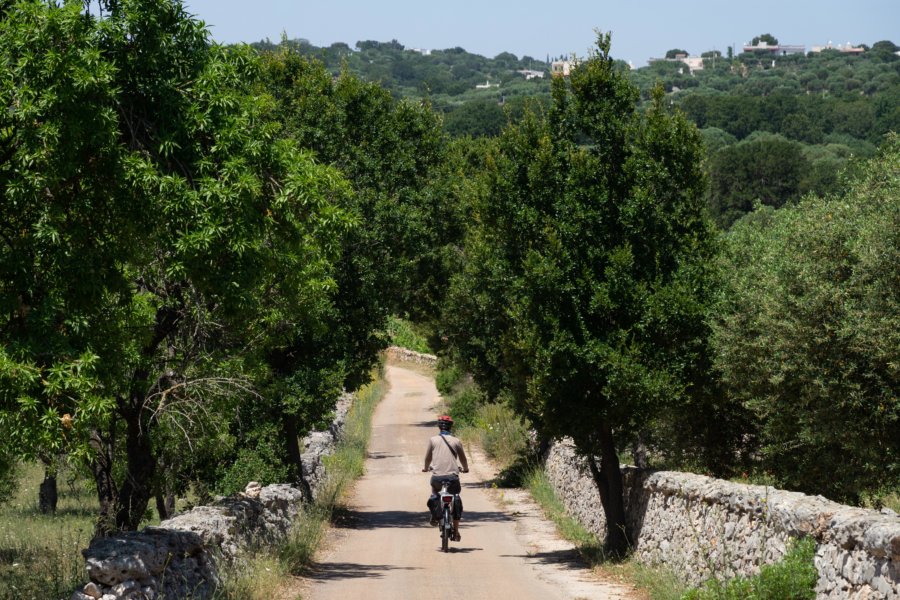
[439,547,482,554]
[333,508,513,530]
[500,548,586,568]
[306,561,421,581]
[366,451,400,460]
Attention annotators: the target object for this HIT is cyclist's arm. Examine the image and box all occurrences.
[423,440,433,471]
[456,440,469,472]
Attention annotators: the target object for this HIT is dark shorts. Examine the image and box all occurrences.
[428,475,463,519]
[430,475,461,494]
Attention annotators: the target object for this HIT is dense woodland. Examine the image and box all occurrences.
[0,0,897,557]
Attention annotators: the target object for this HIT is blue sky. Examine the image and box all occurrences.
[183,0,899,66]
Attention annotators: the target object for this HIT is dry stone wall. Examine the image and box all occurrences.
[70,394,352,600]
[544,439,900,599]
[384,345,438,368]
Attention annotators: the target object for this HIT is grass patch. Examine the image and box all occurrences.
[385,316,432,354]
[684,537,817,600]
[278,376,383,576]
[525,465,607,561]
[212,554,286,600]
[0,462,96,599]
[525,464,689,599]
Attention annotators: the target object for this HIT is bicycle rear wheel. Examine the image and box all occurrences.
[441,508,450,552]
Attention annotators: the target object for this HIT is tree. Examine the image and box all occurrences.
[444,99,507,137]
[0,0,352,532]
[244,46,463,491]
[713,136,900,502]
[444,34,718,554]
[707,134,811,228]
[751,33,779,46]
[666,48,689,58]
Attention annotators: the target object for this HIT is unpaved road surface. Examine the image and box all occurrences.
[304,363,635,600]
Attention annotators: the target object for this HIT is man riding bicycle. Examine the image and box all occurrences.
[422,415,468,541]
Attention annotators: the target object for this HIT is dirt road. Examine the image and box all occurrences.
[304,364,635,600]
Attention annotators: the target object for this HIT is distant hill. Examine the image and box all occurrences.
[251,37,899,144]
[250,37,554,137]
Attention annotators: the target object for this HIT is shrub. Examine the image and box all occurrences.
[448,385,484,426]
[435,361,464,396]
[216,425,293,496]
[385,316,432,354]
[473,399,530,466]
[683,537,817,600]
[713,137,900,503]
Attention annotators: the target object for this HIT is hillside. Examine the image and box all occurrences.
[252,36,900,226]
[252,37,900,142]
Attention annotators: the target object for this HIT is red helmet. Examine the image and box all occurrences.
[437,415,454,431]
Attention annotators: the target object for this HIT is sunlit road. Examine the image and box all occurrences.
[304,364,634,600]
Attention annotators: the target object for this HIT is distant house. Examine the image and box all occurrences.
[647,54,705,73]
[810,42,864,54]
[742,41,805,55]
[551,60,577,77]
[409,48,431,56]
[475,80,500,89]
[516,69,545,80]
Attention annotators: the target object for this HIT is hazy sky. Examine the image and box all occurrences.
[182,0,898,66]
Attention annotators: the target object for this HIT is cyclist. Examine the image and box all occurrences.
[422,415,468,541]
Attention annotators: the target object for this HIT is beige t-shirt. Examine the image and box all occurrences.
[424,433,468,477]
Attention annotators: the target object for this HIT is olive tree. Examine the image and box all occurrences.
[713,136,900,503]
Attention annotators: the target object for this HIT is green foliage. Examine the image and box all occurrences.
[443,34,722,553]
[260,48,462,326]
[472,400,530,467]
[216,425,293,496]
[0,445,19,505]
[447,385,485,427]
[751,34,779,47]
[385,316,433,354]
[434,360,465,396]
[0,0,357,531]
[712,136,900,502]
[666,49,689,59]
[683,537,817,600]
[707,134,811,228]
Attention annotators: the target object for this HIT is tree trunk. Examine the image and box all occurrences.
[38,469,57,514]
[90,430,117,537]
[115,397,157,531]
[283,415,312,501]
[155,492,175,521]
[586,423,630,556]
[631,431,649,469]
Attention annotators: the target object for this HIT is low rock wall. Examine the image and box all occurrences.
[544,439,900,599]
[71,394,353,600]
[384,345,438,368]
